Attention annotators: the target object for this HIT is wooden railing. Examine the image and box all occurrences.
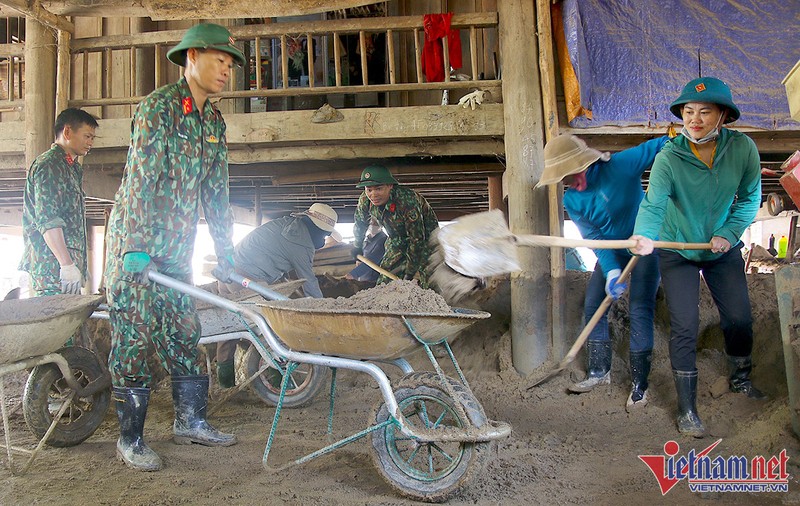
[68,12,500,108]
[0,42,24,111]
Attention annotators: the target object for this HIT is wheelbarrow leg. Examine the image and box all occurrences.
[0,375,75,476]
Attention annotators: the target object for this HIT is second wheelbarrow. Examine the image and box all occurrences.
[148,271,511,503]
[0,294,111,474]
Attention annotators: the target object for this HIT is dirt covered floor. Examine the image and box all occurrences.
[1,273,799,505]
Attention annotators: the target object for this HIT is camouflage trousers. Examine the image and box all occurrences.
[107,276,202,388]
[379,237,429,288]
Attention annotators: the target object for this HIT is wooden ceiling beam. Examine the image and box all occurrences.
[1,0,74,33]
[40,0,379,20]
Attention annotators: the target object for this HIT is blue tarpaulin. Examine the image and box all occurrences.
[562,0,800,129]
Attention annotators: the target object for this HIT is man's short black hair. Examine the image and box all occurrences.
[54,108,98,139]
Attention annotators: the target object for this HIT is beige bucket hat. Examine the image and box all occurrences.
[292,203,338,233]
[536,134,609,188]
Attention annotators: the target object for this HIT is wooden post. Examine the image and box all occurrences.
[132,18,156,99]
[25,18,57,169]
[499,0,550,374]
[537,0,567,359]
[56,29,71,115]
[488,174,505,214]
[254,181,263,227]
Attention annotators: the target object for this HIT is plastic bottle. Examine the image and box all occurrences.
[778,235,789,259]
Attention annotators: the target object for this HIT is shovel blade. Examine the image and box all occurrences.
[438,210,521,278]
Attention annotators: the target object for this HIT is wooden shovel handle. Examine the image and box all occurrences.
[515,235,712,251]
[559,256,640,367]
[356,255,400,281]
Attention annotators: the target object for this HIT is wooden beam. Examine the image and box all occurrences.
[0,0,74,33]
[271,162,503,185]
[537,0,567,360]
[226,104,504,144]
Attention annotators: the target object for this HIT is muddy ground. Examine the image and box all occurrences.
[1,273,799,505]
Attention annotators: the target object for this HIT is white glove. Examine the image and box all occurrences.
[60,264,82,294]
[457,90,487,110]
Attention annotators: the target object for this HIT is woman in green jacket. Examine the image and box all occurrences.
[629,77,766,438]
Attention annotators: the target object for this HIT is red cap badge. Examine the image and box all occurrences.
[182,97,193,115]
[695,83,706,93]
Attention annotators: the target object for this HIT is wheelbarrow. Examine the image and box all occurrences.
[0,294,111,475]
[148,271,511,503]
[194,278,328,409]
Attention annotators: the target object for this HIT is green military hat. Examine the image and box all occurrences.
[167,23,246,67]
[669,76,740,123]
[356,165,399,187]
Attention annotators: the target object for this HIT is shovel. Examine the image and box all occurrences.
[526,255,639,389]
[356,255,400,281]
[437,210,713,278]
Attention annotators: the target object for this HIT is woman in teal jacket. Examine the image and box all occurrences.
[630,77,766,438]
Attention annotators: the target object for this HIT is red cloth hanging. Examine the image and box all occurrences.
[421,13,462,83]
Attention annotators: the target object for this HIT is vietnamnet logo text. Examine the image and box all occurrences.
[639,439,789,495]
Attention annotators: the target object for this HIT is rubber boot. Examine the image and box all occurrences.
[216,359,235,389]
[626,350,652,412]
[113,387,162,471]
[673,370,705,438]
[569,340,612,393]
[172,375,237,446]
[728,355,767,400]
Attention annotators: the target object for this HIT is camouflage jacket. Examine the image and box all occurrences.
[18,143,87,277]
[353,185,438,279]
[105,78,234,291]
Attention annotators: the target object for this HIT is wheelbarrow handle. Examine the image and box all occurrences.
[227,272,289,301]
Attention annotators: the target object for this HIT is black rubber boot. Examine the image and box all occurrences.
[569,340,612,393]
[113,387,162,471]
[626,350,652,412]
[673,370,705,438]
[216,359,235,389]
[172,375,237,446]
[728,355,767,400]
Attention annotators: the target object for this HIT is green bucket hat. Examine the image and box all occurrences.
[356,165,399,187]
[669,77,740,123]
[167,23,246,67]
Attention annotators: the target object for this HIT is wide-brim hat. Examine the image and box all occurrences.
[356,165,399,187]
[167,23,246,67]
[536,134,609,188]
[669,77,740,123]
[292,203,338,233]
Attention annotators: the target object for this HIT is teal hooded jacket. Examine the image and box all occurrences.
[633,128,761,262]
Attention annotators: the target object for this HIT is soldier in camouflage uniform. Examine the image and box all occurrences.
[19,108,97,297]
[103,23,245,472]
[352,165,438,287]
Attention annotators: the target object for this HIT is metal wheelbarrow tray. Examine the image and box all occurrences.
[0,294,111,474]
[148,271,510,502]
[258,302,490,360]
[0,294,103,364]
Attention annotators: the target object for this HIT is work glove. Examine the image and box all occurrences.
[604,269,627,300]
[351,246,363,261]
[60,263,82,294]
[212,255,235,284]
[122,251,154,284]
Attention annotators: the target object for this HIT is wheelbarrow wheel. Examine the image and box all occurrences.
[243,346,328,408]
[370,372,490,502]
[22,346,111,448]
